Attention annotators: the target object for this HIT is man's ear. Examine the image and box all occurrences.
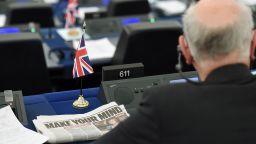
[178,35,193,65]
[250,31,256,61]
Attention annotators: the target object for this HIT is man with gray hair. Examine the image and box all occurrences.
[95,0,256,143]
[180,0,255,81]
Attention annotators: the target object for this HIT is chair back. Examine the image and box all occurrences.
[107,0,151,16]
[0,33,52,95]
[6,3,54,28]
[112,21,182,76]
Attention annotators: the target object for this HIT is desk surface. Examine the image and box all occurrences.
[24,87,101,144]
[41,28,119,69]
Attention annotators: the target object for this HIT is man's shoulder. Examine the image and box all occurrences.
[139,83,198,117]
[144,77,256,104]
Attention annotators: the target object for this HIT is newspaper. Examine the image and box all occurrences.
[33,102,129,143]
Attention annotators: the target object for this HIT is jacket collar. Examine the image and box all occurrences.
[203,64,255,84]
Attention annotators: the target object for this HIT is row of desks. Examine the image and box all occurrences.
[0,0,185,90]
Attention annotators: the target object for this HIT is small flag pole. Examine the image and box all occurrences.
[72,21,90,109]
[80,78,83,96]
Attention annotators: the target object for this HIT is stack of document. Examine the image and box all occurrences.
[78,7,104,20]
[243,0,256,5]
[43,0,58,4]
[154,0,186,15]
[0,106,48,144]
[0,15,6,27]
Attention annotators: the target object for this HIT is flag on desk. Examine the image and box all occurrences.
[73,34,94,78]
[65,0,78,28]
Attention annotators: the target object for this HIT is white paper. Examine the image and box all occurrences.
[73,38,116,64]
[155,1,186,15]
[169,77,199,84]
[0,106,48,144]
[242,0,256,5]
[148,0,158,4]
[78,7,102,19]
[251,70,256,75]
[0,14,6,27]
[43,0,58,4]
[57,27,90,41]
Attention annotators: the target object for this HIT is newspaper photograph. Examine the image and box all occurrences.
[93,113,128,134]
[33,102,129,143]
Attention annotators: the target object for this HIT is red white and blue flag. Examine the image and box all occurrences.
[65,0,78,28]
[73,34,94,78]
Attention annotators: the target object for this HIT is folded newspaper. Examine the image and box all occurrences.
[33,102,129,143]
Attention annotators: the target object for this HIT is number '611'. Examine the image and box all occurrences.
[119,70,130,78]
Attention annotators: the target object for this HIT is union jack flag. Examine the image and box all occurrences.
[73,34,94,78]
[65,0,78,28]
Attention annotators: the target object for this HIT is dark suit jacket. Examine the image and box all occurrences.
[95,64,256,144]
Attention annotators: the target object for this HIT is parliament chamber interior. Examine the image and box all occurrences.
[0,0,256,143]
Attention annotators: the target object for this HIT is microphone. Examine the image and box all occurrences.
[28,22,37,33]
[175,45,201,85]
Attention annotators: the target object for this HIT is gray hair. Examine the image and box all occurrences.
[183,1,254,61]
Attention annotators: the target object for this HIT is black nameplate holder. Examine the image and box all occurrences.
[102,63,144,81]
